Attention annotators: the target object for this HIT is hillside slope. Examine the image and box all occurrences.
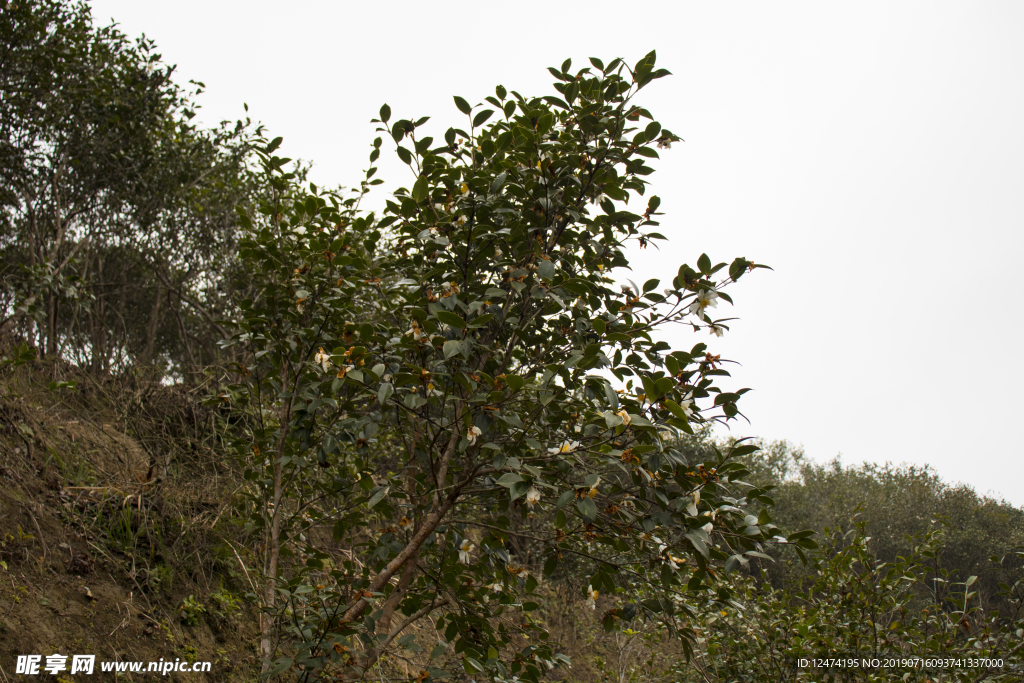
[0,338,260,681]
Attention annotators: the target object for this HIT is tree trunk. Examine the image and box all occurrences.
[142,284,163,365]
[261,361,293,674]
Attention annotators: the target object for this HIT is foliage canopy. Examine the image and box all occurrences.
[220,52,804,681]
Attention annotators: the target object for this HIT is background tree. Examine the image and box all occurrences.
[675,523,1023,682]
[724,440,1024,619]
[0,0,256,378]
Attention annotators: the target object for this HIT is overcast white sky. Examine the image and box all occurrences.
[89,1,1024,506]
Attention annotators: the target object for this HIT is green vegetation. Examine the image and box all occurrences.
[0,2,1020,682]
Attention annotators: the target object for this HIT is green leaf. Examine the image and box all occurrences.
[412,176,428,203]
[663,400,690,421]
[435,310,466,328]
[497,473,524,487]
[468,313,493,328]
[577,497,597,522]
[453,96,472,115]
[367,486,390,508]
[697,253,711,275]
[538,259,555,279]
[443,340,460,359]
[266,658,293,677]
[380,103,391,123]
[644,121,661,142]
[505,374,524,392]
[378,382,394,404]
[473,109,494,127]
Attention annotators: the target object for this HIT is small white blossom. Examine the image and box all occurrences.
[467,425,482,445]
[547,440,580,454]
[314,347,331,372]
[702,522,714,535]
[455,214,468,226]
[615,409,632,426]
[585,585,598,610]
[407,320,426,340]
[678,392,694,418]
[656,137,672,150]
[458,539,474,564]
[429,226,439,236]
[488,580,504,593]
[708,324,725,337]
[688,289,719,318]
[433,203,447,213]
[526,486,541,508]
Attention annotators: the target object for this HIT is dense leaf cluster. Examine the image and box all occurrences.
[217,53,810,682]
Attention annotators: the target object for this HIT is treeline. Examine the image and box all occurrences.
[0,0,258,378]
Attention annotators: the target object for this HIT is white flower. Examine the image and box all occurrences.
[488,580,504,593]
[585,585,598,610]
[314,347,331,372]
[458,539,474,564]
[429,227,439,236]
[615,410,632,426]
[588,477,601,498]
[678,392,694,418]
[433,203,447,213]
[656,137,672,150]
[708,324,725,337]
[688,289,719,318]
[407,320,426,340]
[526,486,541,508]
[455,214,468,226]
[547,440,580,454]
[467,426,482,445]
[702,522,714,535]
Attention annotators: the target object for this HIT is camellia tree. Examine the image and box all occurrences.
[220,51,811,681]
